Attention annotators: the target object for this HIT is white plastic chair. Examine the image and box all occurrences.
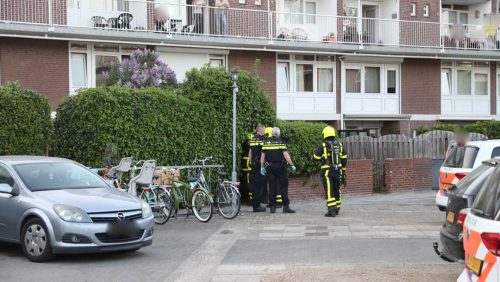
[107,157,133,180]
[128,160,156,196]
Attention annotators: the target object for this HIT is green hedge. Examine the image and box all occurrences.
[54,67,277,171]
[0,82,52,155]
[279,120,329,176]
[418,121,500,138]
[54,87,211,167]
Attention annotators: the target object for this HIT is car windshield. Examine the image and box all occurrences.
[14,162,108,191]
[455,164,493,194]
[472,166,500,220]
[443,145,478,169]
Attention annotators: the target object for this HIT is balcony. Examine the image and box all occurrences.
[1,0,500,52]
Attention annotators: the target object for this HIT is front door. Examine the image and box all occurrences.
[67,0,82,26]
[362,5,378,44]
[0,166,19,241]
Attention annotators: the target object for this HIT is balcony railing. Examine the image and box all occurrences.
[1,0,499,51]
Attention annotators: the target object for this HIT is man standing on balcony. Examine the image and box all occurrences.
[215,0,230,35]
[193,0,206,34]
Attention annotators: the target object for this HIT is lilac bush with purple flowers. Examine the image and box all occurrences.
[103,48,177,88]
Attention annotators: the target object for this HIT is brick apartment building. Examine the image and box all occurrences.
[1,0,500,136]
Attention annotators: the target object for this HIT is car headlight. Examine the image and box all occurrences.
[142,201,153,219]
[53,204,92,223]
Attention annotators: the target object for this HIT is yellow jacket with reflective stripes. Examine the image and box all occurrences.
[313,138,347,170]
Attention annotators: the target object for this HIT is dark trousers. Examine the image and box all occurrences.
[240,170,250,203]
[250,164,264,209]
[320,168,341,211]
[267,163,290,207]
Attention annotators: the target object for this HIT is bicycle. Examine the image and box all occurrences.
[162,165,213,223]
[107,158,173,225]
[192,157,241,220]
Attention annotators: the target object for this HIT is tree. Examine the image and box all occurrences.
[103,48,177,88]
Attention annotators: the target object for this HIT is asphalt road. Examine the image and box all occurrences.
[0,190,464,282]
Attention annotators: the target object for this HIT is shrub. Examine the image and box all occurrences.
[54,86,211,167]
[103,48,177,88]
[0,82,52,155]
[279,120,329,176]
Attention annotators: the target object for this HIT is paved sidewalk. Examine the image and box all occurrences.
[0,190,464,282]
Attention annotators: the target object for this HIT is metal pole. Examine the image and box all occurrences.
[231,80,238,183]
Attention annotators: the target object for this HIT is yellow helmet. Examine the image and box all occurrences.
[322,126,336,139]
[265,127,273,138]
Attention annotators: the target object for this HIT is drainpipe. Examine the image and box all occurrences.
[48,0,53,26]
[358,0,362,45]
[439,0,443,50]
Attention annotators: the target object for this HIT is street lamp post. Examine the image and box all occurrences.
[231,69,239,184]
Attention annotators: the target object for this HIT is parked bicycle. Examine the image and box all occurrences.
[107,158,173,225]
[192,157,241,220]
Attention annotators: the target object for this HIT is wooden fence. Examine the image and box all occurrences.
[341,130,488,189]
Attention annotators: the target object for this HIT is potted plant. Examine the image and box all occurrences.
[322,32,336,43]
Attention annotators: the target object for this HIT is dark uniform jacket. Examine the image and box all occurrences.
[262,137,287,164]
[249,134,265,167]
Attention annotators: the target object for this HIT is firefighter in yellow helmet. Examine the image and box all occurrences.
[264,127,283,208]
[241,132,253,204]
[313,126,347,217]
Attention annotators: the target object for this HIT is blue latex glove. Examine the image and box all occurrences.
[260,167,266,176]
[290,165,296,173]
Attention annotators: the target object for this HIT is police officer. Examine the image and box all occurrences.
[248,124,266,212]
[241,133,253,204]
[264,127,283,208]
[313,126,347,217]
[260,127,296,214]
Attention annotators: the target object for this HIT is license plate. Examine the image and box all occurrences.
[447,211,455,223]
[106,220,139,239]
[466,255,483,276]
[443,184,452,191]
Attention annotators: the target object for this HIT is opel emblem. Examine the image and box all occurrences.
[117,212,125,221]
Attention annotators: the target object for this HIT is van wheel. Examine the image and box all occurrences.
[438,206,446,212]
[21,218,54,262]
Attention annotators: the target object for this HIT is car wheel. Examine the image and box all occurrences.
[438,206,446,212]
[21,218,54,262]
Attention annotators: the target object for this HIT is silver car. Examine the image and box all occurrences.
[0,156,155,262]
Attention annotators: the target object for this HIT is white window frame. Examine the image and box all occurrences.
[423,3,429,17]
[277,54,336,94]
[69,43,145,94]
[386,66,399,95]
[410,3,417,17]
[209,54,227,70]
[283,0,318,25]
[441,61,490,97]
[343,63,398,95]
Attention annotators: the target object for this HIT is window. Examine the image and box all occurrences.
[209,55,226,68]
[0,166,14,187]
[475,73,488,96]
[492,147,500,158]
[284,0,316,24]
[365,67,380,94]
[457,70,471,95]
[471,166,500,220]
[95,55,118,87]
[410,3,417,17]
[71,53,87,88]
[284,0,303,24]
[296,64,313,92]
[441,68,452,96]
[305,2,316,24]
[317,67,334,92]
[423,4,429,17]
[277,62,290,92]
[346,68,361,93]
[387,70,396,94]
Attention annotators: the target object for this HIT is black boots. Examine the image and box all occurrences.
[253,206,266,212]
[335,208,340,215]
[325,208,337,217]
[270,206,276,213]
[283,205,295,214]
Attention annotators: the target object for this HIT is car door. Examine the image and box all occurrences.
[0,165,20,241]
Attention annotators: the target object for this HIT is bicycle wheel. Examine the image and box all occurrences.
[152,187,173,225]
[191,190,213,223]
[216,182,241,219]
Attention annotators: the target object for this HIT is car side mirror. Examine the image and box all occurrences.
[0,183,14,194]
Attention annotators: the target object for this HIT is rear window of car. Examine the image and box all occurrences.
[443,145,479,169]
[472,166,500,220]
[455,164,493,194]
